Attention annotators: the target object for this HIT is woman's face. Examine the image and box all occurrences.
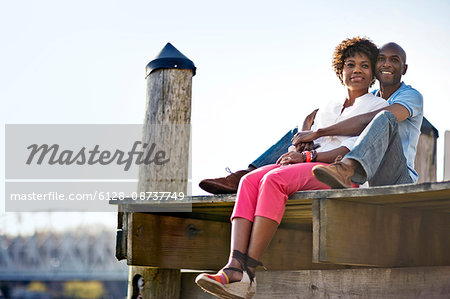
[342,52,373,92]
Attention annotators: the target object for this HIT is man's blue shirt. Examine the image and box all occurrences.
[372,82,424,181]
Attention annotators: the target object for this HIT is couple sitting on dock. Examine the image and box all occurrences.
[196,36,423,299]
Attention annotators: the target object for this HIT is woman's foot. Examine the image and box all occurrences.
[195,269,254,299]
[221,259,244,282]
[195,250,256,298]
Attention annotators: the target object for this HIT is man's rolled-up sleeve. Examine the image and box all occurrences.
[393,90,423,118]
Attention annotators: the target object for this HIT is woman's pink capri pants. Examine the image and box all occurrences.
[231,163,331,224]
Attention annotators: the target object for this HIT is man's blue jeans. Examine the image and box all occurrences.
[249,111,413,186]
[345,110,413,186]
[250,128,298,168]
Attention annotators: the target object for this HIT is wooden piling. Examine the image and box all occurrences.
[125,43,195,299]
[415,117,438,183]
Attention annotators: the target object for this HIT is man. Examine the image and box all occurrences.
[200,42,423,193]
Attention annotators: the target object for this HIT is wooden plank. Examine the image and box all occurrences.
[181,266,450,299]
[388,198,450,210]
[191,203,314,224]
[312,200,320,263]
[111,181,450,205]
[112,181,450,217]
[312,199,450,267]
[128,213,346,271]
[112,182,450,246]
[289,181,450,205]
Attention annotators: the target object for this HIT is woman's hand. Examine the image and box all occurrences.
[276,151,305,166]
[292,130,320,145]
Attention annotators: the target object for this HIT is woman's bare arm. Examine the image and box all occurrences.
[277,146,349,165]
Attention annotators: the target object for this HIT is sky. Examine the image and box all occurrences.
[2,0,450,235]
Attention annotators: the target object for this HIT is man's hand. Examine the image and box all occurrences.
[292,130,320,145]
[295,141,314,152]
[276,151,305,166]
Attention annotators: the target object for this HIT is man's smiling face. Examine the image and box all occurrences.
[376,43,408,87]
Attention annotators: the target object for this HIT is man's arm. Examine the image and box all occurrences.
[295,109,319,151]
[384,103,410,122]
[302,109,319,130]
[292,103,410,144]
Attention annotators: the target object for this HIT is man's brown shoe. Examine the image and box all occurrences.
[312,162,354,189]
[199,169,251,194]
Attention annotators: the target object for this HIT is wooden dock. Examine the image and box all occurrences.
[113,181,450,298]
[118,43,449,298]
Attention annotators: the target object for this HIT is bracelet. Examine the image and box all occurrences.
[301,151,306,161]
[303,151,312,162]
[310,149,318,162]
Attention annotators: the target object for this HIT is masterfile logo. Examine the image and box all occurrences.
[5,124,192,212]
[5,124,188,179]
[25,141,170,171]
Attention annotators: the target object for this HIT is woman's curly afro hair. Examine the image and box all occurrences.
[332,36,379,87]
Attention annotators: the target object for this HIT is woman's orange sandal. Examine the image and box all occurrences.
[195,250,257,299]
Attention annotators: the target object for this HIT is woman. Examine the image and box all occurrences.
[195,37,388,299]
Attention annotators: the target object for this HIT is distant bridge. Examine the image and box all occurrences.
[0,230,128,281]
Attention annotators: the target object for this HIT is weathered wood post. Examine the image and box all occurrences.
[415,117,439,183]
[126,42,195,299]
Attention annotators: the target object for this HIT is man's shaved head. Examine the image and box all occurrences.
[380,42,407,64]
[376,42,408,92]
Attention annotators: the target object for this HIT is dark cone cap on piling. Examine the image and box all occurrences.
[146,43,196,78]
